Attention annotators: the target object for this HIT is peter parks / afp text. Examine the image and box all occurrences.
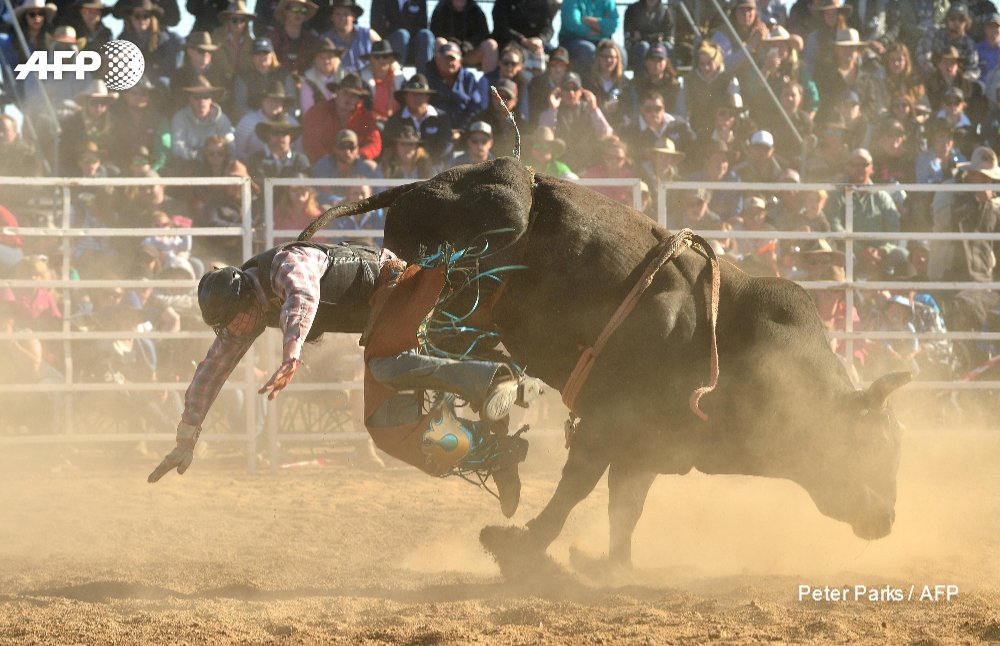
[798,584,960,603]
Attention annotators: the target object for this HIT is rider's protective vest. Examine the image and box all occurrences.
[241,241,381,340]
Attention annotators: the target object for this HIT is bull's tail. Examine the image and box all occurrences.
[297,182,418,242]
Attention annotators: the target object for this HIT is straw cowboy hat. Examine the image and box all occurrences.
[181,75,226,96]
[219,0,256,20]
[794,238,846,266]
[15,0,57,20]
[393,73,437,103]
[531,126,566,156]
[74,79,119,103]
[255,114,302,140]
[811,0,853,16]
[958,146,1000,180]
[833,28,868,48]
[274,0,318,22]
[649,136,685,159]
[184,31,219,51]
[763,25,804,51]
[391,124,423,145]
[47,25,87,49]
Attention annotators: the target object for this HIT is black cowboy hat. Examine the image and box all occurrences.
[260,77,294,103]
[117,0,164,19]
[255,114,302,140]
[329,0,363,17]
[72,0,113,17]
[391,124,423,145]
[363,39,399,60]
[313,37,346,58]
[326,72,368,96]
[393,73,436,103]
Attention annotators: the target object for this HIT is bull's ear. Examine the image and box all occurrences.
[861,372,911,411]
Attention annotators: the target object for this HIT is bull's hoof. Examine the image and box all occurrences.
[568,544,635,586]
[479,525,574,588]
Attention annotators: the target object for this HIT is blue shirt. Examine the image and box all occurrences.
[977,41,1000,79]
[326,26,373,75]
[559,0,618,43]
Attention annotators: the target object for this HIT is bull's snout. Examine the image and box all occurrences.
[852,486,895,540]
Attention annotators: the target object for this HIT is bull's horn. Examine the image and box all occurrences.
[863,371,911,410]
[297,182,417,242]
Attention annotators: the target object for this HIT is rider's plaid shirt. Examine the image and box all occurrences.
[181,245,332,426]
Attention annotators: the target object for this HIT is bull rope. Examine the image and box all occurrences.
[490,86,520,160]
[561,228,721,426]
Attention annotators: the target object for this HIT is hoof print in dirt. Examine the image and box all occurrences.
[480,525,573,588]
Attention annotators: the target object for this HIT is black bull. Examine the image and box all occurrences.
[300,158,910,568]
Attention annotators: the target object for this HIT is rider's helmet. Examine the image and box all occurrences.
[197,266,252,332]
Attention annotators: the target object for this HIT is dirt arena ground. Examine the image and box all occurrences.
[1,426,998,645]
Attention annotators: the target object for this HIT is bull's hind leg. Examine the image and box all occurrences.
[525,422,611,549]
[608,463,657,567]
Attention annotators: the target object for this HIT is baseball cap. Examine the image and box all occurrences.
[946,3,970,20]
[252,37,274,53]
[646,44,668,60]
[850,147,873,163]
[336,129,358,147]
[494,78,517,99]
[561,71,582,89]
[944,86,965,102]
[437,41,461,58]
[549,47,570,65]
[743,195,767,211]
[468,121,493,138]
[749,130,774,147]
[842,90,860,105]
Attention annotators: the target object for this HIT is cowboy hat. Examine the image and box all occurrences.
[184,31,219,51]
[391,124,423,145]
[219,0,256,19]
[329,0,363,18]
[274,0,318,22]
[313,37,347,58]
[260,78,294,103]
[649,136,685,158]
[181,75,225,96]
[74,79,119,103]
[15,0,57,20]
[120,0,165,18]
[833,28,868,47]
[73,0,112,16]
[255,114,302,140]
[958,146,1000,180]
[327,72,367,96]
[794,238,846,265]
[394,73,437,103]
[47,25,87,49]
[363,39,399,60]
[530,126,566,156]
[763,25,804,51]
[811,0,853,15]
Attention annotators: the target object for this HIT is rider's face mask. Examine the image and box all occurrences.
[214,297,265,341]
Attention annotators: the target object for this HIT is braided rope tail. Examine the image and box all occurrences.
[490,86,520,160]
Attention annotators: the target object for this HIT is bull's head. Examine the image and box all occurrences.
[804,371,910,540]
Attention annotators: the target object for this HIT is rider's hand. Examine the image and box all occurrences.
[148,422,200,483]
[258,358,301,401]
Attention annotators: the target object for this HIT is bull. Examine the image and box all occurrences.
[299,157,909,572]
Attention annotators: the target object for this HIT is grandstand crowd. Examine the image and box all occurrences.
[1,0,1000,431]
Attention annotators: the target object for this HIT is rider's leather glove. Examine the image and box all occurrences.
[147,422,201,483]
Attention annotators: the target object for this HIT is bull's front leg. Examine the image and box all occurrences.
[525,421,611,549]
[608,462,657,567]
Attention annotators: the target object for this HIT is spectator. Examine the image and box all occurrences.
[935,86,978,157]
[868,294,922,376]
[881,92,926,150]
[74,141,120,178]
[12,255,62,332]
[0,287,63,433]
[170,76,235,165]
[925,46,987,127]
[187,0,231,34]
[982,82,1000,151]
[731,195,779,276]
[803,113,849,181]
[977,12,1000,78]
[871,117,916,184]
[769,167,804,231]
[686,139,741,219]
[234,78,297,162]
[836,89,869,150]
[916,117,965,184]
[59,80,118,175]
[170,32,226,108]
[381,124,434,178]
[747,25,818,119]
[685,41,737,141]
[198,160,255,264]
[478,43,530,121]
[69,0,113,52]
[628,43,683,121]
[384,73,455,161]
[327,184,386,245]
[128,170,192,222]
[709,0,769,83]
[698,92,754,161]
[0,116,41,178]
[619,88,694,161]
[310,128,381,182]
[879,42,927,108]
[248,114,311,183]
[322,0,379,75]
[117,0,182,85]
[826,147,902,250]
[764,80,813,169]
[11,0,56,66]
[469,78,523,157]
[582,39,628,129]
[125,145,157,176]
[583,137,634,205]
[917,4,980,81]
[623,0,670,72]
[142,210,194,272]
[432,0,498,73]
[527,46,570,127]
[302,72,381,162]
[273,174,322,233]
[538,70,613,169]
[265,0,322,73]
[814,29,883,124]
[490,0,553,69]
[425,40,487,129]
[211,0,257,81]
[112,0,179,26]
[558,0,618,74]
[526,126,575,178]
[360,40,405,123]
[802,0,851,77]
[109,77,170,172]
[190,134,235,178]
[450,120,493,166]
[298,38,347,114]
[232,37,294,121]
[20,27,93,129]
[789,188,833,235]
[637,136,684,217]
[370,0,434,70]
[669,188,724,231]
[0,205,24,274]
[733,130,783,184]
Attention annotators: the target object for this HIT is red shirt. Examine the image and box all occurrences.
[301,100,382,162]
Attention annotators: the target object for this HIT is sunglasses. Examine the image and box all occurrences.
[230,16,250,23]
[131,12,152,19]
[26,10,46,18]
[288,5,309,14]
[500,58,520,66]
